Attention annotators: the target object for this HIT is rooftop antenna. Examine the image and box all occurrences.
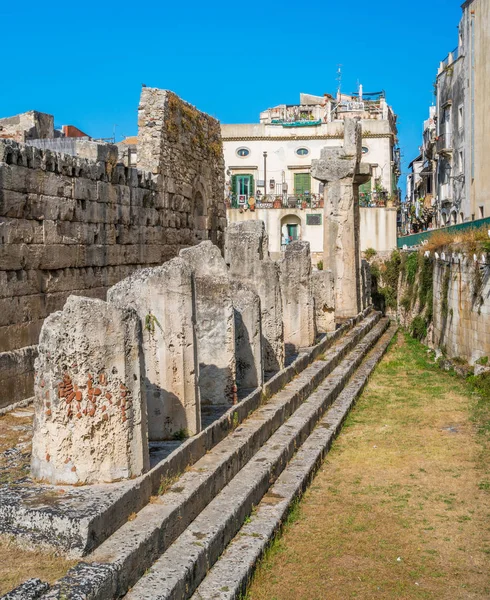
[336,64,342,100]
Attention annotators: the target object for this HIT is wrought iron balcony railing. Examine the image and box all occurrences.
[227,194,324,210]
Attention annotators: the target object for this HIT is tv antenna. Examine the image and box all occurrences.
[336,64,343,99]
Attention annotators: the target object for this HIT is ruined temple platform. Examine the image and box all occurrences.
[0,311,370,560]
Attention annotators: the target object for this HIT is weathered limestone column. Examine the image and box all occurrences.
[311,119,371,319]
[361,259,372,310]
[312,269,335,333]
[225,221,285,373]
[280,241,316,354]
[231,281,263,393]
[31,296,149,485]
[180,241,236,406]
[108,258,200,441]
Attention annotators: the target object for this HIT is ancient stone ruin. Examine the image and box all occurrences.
[311,118,371,319]
[31,295,149,484]
[0,88,226,413]
[225,220,285,373]
[0,117,393,600]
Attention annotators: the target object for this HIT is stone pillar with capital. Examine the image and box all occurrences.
[311,119,371,319]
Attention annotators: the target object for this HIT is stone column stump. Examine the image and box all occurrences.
[280,241,316,354]
[180,241,236,406]
[108,258,200,441]
[31,295,149,485]
[231,281,263,394]
[225,221,284,374]
[312,269,336,333]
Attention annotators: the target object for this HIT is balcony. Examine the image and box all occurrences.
[227,194,323,210]
[436,132,453,154]
[227,191,394,210]
[359,191,394,208]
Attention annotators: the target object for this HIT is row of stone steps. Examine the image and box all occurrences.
[123,318,395,600]
[192,321,397,600]
[0,309,371,560]
[35,311,382,599]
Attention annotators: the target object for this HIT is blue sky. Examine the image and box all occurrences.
[1,0,462,181]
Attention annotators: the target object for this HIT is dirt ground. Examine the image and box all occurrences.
[247,333,490,600]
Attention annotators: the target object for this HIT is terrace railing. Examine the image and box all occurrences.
[397,216,490,249]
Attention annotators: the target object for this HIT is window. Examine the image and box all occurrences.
[459,151,464,171]
[294,173,311,195]
[458,105,464,130]
[236,147,250,157]
[479,206,484,219]
[231,174,254,202]
[296,147,309,156]
[362,146,369,155]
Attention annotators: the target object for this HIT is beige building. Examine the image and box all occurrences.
[406,0,490,230]
[463,0,490,221]
[222,90,400,261]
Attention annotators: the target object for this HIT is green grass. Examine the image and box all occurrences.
[246,332,490,600]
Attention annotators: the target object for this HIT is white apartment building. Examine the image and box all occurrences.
[222,90,400,261]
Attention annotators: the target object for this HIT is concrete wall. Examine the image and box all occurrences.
[0,90,226,410]
[432,257,490,364]
[359,207,397,253]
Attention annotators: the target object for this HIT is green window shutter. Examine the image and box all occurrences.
[294,173,311,195]
[231,175,237,195]
[249,175,254,196]
[359,181,371,194]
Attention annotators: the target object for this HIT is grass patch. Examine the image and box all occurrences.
[246,333,490,600]
[0,535,77,595]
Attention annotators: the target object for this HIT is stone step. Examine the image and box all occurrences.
[191,322,397,600]
[0,308,372,558]
[123,318,391,600]
[38,313,381,600]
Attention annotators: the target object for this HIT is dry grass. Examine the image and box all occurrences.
[425,225,490,254]
[0,535,77,595]
[247,333,490,600]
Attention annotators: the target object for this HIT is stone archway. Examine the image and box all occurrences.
[280,214,302,247]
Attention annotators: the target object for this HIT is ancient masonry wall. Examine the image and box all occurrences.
[0,89,226,410]
[432,258,490,364]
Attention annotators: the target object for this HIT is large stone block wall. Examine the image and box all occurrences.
[0,90,226,410]
[432,258,490,364]
[137,88,226,248]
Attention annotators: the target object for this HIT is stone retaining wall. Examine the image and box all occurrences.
[432,257,490,363]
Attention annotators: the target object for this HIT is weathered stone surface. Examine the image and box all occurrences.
[180,241,236,406]
[231,281,263,393]
[225,221,284,373]
[31,295,149,484]
[312,119,367,319]
[1,578,50,600]
[108,258,200,440]
[0,87,226,412]
[312,269,335,333]
[280,241,316,354]
[361,258,372,309]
